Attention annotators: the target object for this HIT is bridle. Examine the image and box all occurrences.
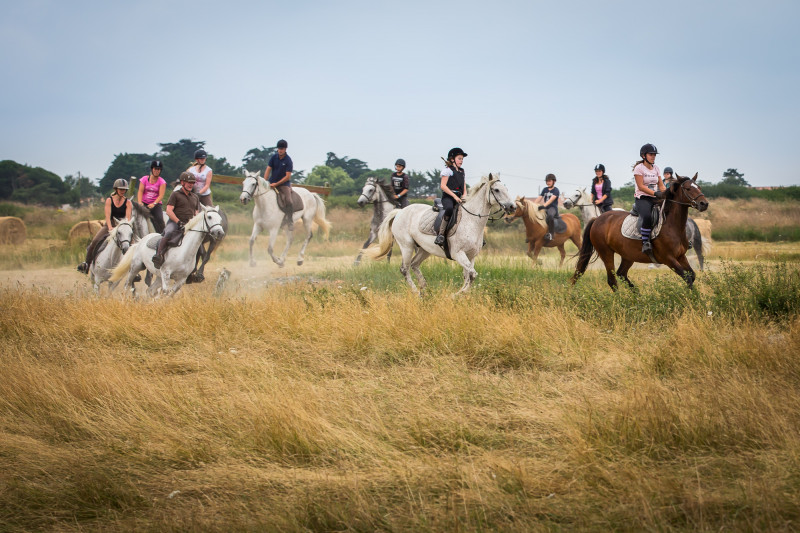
[188,211,224,240]
[240,177,270,201]
[113,221,133,249]
[458,181,511,222]
[667,181,706,209]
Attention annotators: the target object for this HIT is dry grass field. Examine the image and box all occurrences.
[1,199,800,531]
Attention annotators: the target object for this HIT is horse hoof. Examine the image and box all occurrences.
[297,260,303,266]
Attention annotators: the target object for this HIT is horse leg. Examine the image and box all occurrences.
[616,258,636,290]
[147,274,162,297]
[595,242,619,291]
[249,224,261,267]
[354,231,375,266]
[557,244,566,267]
[296,215,314,266]
[267,226,284,268]
[530,240,544,266]
[453,250,478,296]
[409,247,430,292]
[668,255,696,288]
[279,224,294,266]
[398,243,419,294]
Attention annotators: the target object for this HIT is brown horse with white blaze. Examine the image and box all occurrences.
[505,196,582,267]
[571,174,709,290]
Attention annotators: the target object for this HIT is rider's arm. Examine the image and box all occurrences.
[657,176,666,192]
[198,170,212,195]
[634,174,657,197]
[264,166,273,182]
[165,204,180,224]
[273,171,291,187]
[125,200,132,220]
[155,183,166,206]
[104,198,113,230]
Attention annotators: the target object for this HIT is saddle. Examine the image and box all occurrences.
[146,231,184,251]
[548,213,567,234]
[276,189,304,213]
[420,201,463,237]
[621,204,664,240]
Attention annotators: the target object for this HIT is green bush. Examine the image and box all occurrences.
[0,203,27,217]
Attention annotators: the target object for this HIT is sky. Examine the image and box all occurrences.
[1,0,799,196]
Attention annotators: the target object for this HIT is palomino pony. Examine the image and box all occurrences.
[505,197,582,267]
[109,205,226,297]
[562,188,709,270]
[354,176,397,265]
[87,218,134,293]
[365,174,515,296]
[239,170,331,267]
[571,174,709,290]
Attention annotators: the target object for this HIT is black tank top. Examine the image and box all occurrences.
[109,196,129,222]
[444,167,465,197]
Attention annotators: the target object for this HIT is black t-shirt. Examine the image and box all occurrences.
[391,172,409,193]
[443,167,465,197]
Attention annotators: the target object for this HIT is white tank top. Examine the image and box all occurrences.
[190,165,212,196]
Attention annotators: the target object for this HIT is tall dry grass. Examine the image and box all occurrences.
[2,272,800,531]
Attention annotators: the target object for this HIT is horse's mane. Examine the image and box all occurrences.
[662,175,691,218]
[462,174,497,201]
[183,210,206,231]
[130,200,149,216]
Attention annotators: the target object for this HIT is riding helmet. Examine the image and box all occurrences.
[151,160,163,169]
[594,163,605,173]
[639,143,659,158]
[276,139,288,149]
[179,171,196,183]
[113,178,129,190]
[663,166,674,175]
[194,149,207,159]
[545,173,557,183]
[395,158,406,168]
[447,147,468,160]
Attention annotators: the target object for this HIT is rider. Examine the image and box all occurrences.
[187,149,214,207]
[663,166,676,186]
[390,158,410,208]
[77,179,132,273]
[435,147,467,246]
[152,172,200,269]
[538,173,560,242]
[138,160,167,234]
[633,143,667,254]
[591,163,613,213]
[264,139,294,230]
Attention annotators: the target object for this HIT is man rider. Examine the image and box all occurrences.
[264,139,294,230]
[152,172,200,269]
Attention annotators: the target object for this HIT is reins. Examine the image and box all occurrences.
[458,182,508,221]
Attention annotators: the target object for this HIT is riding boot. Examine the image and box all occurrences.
[434,216,450,246]
[77,262,89,274]
[641,227,653,253]
[282,207,294,231]
[152,239,168,269]
[544,217,553,242]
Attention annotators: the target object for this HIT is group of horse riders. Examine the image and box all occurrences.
[76,140,679,277]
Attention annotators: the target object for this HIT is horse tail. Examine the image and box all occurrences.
[693,218,713,253]
[109,243,139,283]
[364,209,398,260]
[571,218,597,284]
[312,194,332,239]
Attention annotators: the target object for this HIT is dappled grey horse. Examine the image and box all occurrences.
[354,176,397,265]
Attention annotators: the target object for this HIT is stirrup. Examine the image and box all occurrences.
[77,262,88,274]
[434,234,445,245]
[152,254,164,268]
[641,240,653,253]
[544,233,553,242]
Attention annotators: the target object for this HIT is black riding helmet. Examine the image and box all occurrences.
[395,158,406,168]
[640,143,658,158]
[594,163,605,172]
[447,147,467,160]
[277,139,288,149]
[194,149,207,159]
[151,160,163,169]
[663,166,674,175]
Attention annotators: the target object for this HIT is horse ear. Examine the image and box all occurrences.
[692,173,698,182]
[488,173,493,180]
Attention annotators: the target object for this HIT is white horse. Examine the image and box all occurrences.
[87,218,134,293]
[239,169,331,267]
[365,174,515,296]
[109,205,226,297]
[562,187,625,225]
[354,176,397,265]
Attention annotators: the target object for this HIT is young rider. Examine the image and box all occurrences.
[264,139,294,230]
[77,179,132,273]
[662,166,675,186]
[591,163,613,213]
[435,147,467,246]
[538,173,560,242]
[152,172,200,269]
[187,149,213,207]
[138,160,167,234]
[633,143,667,254]
[390,158,410,208]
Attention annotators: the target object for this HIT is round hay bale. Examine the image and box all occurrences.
[68,220,104,242]
[0,216,27,245]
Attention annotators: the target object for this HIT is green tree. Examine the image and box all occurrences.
[156,139,206,181]
[0,160,72,206]
[242,146,277,172]
[325,152,369,180]
[64,173,99,206]
[99,153,152,192]
[305,165,354,195]
[410,169,441,198]
[720,168,749,187]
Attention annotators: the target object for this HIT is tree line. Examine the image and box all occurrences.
[2,142,798,207]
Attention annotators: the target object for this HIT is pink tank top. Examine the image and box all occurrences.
[140,175,166,204]
[594,183,604,200]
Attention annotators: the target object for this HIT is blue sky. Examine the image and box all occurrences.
[1,0,798,195]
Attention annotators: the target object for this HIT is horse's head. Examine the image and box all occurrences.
[357,176,377,207]
[484,174,516,215]
[240,170,260,205]
[562,188,583,210]
[201,205,226,240]
[503,195,528,223]
[112,217,134,253]
[671,173,709,212]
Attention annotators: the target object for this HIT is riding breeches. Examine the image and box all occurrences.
[147,204,165,234]
[156,220,184,256]
[396,195,409,209]
[276,185,293,213]
[441,194,460,218]
[634,196,656,230]
[198,194,213,207]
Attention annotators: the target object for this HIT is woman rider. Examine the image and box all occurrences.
[435,147,467,246]
[138,160,167,234]
[539,173,560,241]
[591,163,613,213]
[187,148,213,207]
[77,178,132,273]
[633,143,667,253]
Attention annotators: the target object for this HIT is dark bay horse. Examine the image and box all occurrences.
[571,174,709,290]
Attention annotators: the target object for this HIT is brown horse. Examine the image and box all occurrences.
[505,196,582,266]
[571,174,709,290]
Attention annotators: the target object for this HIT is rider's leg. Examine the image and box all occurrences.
[150,204,165,234]
[78,226,109,273]
[153,220,180,268]
[435,196,456,246]
[278,185,294,230]
[636,196,655,253]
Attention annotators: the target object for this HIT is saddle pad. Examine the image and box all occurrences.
[419,206,463,236]
[277,190,304,212]
[145,234,162,250]
[621,213,664,240]
[553,216,567,234]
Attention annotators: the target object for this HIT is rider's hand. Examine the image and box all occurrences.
[654,190,666,199]
[177,221,185,229]
[537,205,545,211]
